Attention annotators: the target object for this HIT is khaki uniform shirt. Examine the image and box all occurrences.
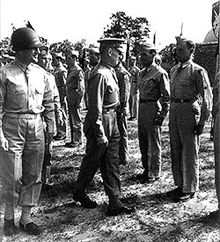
[84,61,119,139]
[0,59,55,133]
[170,59,212,124]
[138,62,170,118]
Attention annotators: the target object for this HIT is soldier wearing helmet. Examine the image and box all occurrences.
[0,27,54,236]
[73,37,134,216]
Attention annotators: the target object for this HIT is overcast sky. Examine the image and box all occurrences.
[0,0,218,48]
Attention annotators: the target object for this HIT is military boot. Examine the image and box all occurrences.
[73,191,97,209]
[106,195,135,216]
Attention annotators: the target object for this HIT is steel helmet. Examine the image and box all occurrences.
[11,27,42,51]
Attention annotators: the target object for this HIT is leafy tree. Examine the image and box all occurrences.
[103,11,151,58]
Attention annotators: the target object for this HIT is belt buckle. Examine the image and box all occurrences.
[180,99,184,103]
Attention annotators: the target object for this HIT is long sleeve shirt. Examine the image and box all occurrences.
[0,59,55,133]
[84,61,119,139]
[138,62,170,118]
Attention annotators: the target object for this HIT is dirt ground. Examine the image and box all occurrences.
[0,116,220,242]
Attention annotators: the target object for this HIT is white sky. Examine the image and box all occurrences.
[0,0,218,48]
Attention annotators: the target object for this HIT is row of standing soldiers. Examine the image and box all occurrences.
[0,27,219,237]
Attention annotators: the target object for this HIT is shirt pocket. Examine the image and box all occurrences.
[35,84,45,106]
[7,81,27,110]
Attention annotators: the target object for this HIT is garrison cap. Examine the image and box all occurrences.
[98,37,126,52]
[52,52,65,60]
[175,36,195,46]
[139,42,158,52]
[69,49,79,58]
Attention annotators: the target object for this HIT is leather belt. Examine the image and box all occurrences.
[171,97,194,103]
[4,113,40,119]
[140,99,158,103]
[103,106,118,112]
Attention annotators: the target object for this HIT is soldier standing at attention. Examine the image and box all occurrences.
[52,52,67,141]
[0,27,54,236]
[211,71,220,222]
[128,56,140,121]
[65,50,85,148]
[166,37,212,202]
[73,38,134,216]
[38,51,63,187]
[137,43,170,184]
[115,54,131,165]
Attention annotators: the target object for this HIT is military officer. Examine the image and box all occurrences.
[52,52,67,141]
[65,50,85,147]
[115,54,131,165]
[73,38,134,216]
[137,43,170,184]
[0,27,54,236]
[167,37,212,202]
[128,56,140,120]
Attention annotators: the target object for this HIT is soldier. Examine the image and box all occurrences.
[52,52,67,141]
[115,54,131,165]
[38,51,63,187]
[73,38,134,216]
[128,56,140,121]
[137,43,170,184]
[65,50,85,147]
[0,27,54,236]
[89,46,100,69]
[166,37,212,202]
[212,71,220,222]
[83,57,92,109]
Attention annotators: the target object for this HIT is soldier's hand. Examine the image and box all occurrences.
[194,124,204,136]
[0,136,9,151]
[155,116,164,126]
[97,136,108,146]
[46,133,54,145]
[57,116,64,126]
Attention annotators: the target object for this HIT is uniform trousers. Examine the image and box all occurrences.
[214,112,220,210]
[129,82,139,118]
[117,111,129,164]
[56,87,67,138]
[0,114,45,206]
[138,102,162,178]
[169,102,200,193]
[67,97,82,144]
[75,109,121,198]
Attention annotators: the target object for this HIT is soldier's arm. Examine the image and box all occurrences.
[195,69,212,125]
[0,71,8,150]
[42,75,55,134]
[87,73,107,142]
[159,72,170,118]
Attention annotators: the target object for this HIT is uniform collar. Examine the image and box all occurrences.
[14,58,30,73]
[179,59,193,69]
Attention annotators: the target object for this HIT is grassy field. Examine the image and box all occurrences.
[0,116,220,242]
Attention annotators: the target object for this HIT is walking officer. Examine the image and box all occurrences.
[137,42,170,184]
[166,36,212,202]
[73,38,134,216]
[0,27,55,236]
